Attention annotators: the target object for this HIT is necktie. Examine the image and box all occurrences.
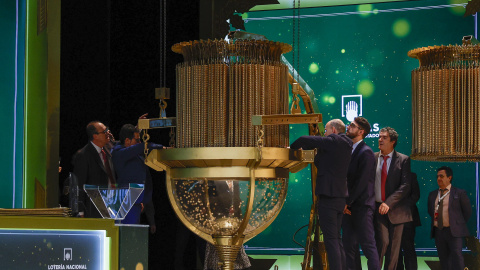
[381,155,390,201]
[101,149,116,185]
[438,189,447,229]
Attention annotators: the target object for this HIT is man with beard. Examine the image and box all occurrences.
[342,117,380,270]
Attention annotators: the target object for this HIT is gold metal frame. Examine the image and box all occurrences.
[148,147,311,245]
[409,43,480,161]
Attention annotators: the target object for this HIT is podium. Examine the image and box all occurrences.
[84,183,144,220]
[84,183,150,269]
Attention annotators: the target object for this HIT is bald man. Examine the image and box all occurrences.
[290,119,353,270]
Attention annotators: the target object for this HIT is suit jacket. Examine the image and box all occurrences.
[291,133,352,198]
[346,140,376,208]
[111,142,163,226]
[428,186,471,238]
[407,172,421,227]
[73,142,114,217]
[111,142,163,185]
[374,150,412,224]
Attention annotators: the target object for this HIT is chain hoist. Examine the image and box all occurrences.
[159,98,168,118]
[143,129,150,161]
[290,82,301,114]
[256,126,264,161]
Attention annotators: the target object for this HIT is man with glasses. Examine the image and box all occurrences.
[111,124,165,233]
[73,121,116,218]
[290,119,352,270]
[342,117,380,270]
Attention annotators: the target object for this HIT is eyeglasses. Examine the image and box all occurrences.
[96,127,109,134]
[349,122,363,130]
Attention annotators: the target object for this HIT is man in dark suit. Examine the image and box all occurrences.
[342,117,380,270]
[291,119,352,270]
[374,127,412,270]
[397,172,421,270]
[73,121,116,218]
[111,124,164,232]
[428,166,471,270]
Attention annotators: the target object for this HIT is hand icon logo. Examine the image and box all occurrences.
[345,101,358,122]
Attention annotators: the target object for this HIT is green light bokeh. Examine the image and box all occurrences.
[448,0,466,16]
[357,4,373,17]
[356,79,375,97]
[392,18,411,38]
[308,62,320,74]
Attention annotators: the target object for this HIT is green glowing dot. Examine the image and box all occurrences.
[322,95,330,103]
[242,13,249,19]
[295,179,298,183]
[335,70,340,74]
[373,9,379,14]
[356,79,375,97]
[358,4,373,18]
[341,49,346,54]
[448,0,465,16]
[328,97,336,104]
[309,62,320,74]
[392,18,411,38]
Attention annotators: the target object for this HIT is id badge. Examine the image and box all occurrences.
[434,212,438,221]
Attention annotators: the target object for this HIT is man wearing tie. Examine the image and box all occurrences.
[427,166,471,270]
[73,121,116,218]
[290,119,352,270]
[342,117,380,270]
[374,127,412,270]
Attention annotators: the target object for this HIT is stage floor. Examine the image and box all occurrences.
[248,255,440,270]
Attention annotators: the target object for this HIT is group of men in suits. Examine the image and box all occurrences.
[291,117,472,270]
[73,120,164,233]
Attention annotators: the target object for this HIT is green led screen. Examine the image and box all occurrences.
[0,0,25,208]
[243,0,477,253]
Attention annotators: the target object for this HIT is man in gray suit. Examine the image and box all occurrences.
[374,127,412,270]
[428,166,471,270]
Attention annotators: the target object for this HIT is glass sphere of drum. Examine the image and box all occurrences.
[172,178,287,238]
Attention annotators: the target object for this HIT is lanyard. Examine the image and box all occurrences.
[435,190,450,212]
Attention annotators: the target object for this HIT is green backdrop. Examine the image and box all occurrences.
[0,0,25,208]
[243,0,478,255]
[0,0,55,208]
